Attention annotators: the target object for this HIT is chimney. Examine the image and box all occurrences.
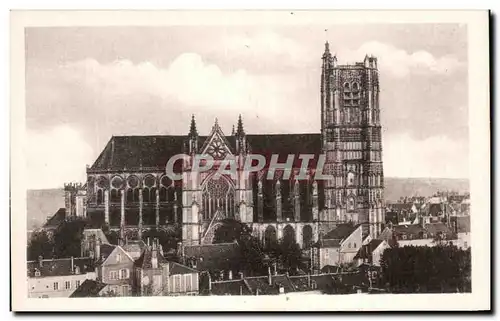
[273,262,277,276]
[152,240,158,269]
[177,242,185,263]
[208,273,212,293]
[228,270,233,280]
[161,263,170,295]
[38,255,43,268]
[268,266,272,285]
[239,272,244,279]
[71,256,74,273]
[96,238,102,260]
[279,285,285,294]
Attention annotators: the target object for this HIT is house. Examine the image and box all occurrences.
[354,239,390,266]
[207,269,366,295]
[425,222,456,242]
[81,228,110,258]
[122,239,148,260]
[312,224,363,270]
[380,221,458,248]
[134,239,199,296]
[27,256,96,298]
[96,245,135,296]
[69,279,111,297]
[450,215,471,249]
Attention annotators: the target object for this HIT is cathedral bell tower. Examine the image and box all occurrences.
[320,42,385,238]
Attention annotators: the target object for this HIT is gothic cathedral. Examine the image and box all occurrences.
[80,43,385,249]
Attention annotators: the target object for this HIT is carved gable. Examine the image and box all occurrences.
[200,120,233,160]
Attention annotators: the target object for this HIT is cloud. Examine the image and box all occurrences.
[61,54,298,116]
[222,31,310,65]
[26,125,94,189]
[383,133,469,179]
[338,41,463,78]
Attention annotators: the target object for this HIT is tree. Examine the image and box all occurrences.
[27,230,54,261]
[274,239,305,274]
[53,217,87,258]
[213,218,251,244]
[99,290,118,297]
[380,244,471,293]
[211,218,267,276]
[98,223,117,245]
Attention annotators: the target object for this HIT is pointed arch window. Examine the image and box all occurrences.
[348,197,356,212]
[202,175,235,220]
[97,189,103,205]
[347,172,355,187]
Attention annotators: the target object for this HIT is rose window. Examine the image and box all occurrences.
[207,138,227,159]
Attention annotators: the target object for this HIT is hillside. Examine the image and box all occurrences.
[25,177,469,229]
[384,177,469,202]
[26,188,65,230]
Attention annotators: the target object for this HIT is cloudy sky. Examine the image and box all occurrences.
[25,24,469,189]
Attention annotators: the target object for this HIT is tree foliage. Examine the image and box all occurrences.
[53,217,87,258]
[211,219,267,276]
[27,230,54,261]
[273,239,305,275]
[380,245,471,293]
[142,225,181,253]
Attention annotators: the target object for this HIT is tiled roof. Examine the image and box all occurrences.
[393,224,425,238]
[210,279,252,296]
[27,257,94,278]
[184,242,241,271]
[243,274,295,295]
[320,265,341,274]
[317,239,341,248]
[42,208,66,229]
[90,136,186,171]
[100,244,116,260]
[425,222,454,238]
[122,240,147,260]
[428,203,443,216]
[135,248,168,269]
[450,215,471,233]
[354,239,384,260]
[246,134,321,167]
[69,279,107,298]
[324,224,358,241]
[89,134,321,171]
[168,261,198,275]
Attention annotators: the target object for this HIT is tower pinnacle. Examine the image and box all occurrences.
[236,114,245,136]
[322,41,332,59]
[188,114,198,138]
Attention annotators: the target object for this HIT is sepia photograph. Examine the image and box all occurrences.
[10,10,490,311]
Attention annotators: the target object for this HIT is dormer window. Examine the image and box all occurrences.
[34,269,41,277]
[402,235,407,240]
